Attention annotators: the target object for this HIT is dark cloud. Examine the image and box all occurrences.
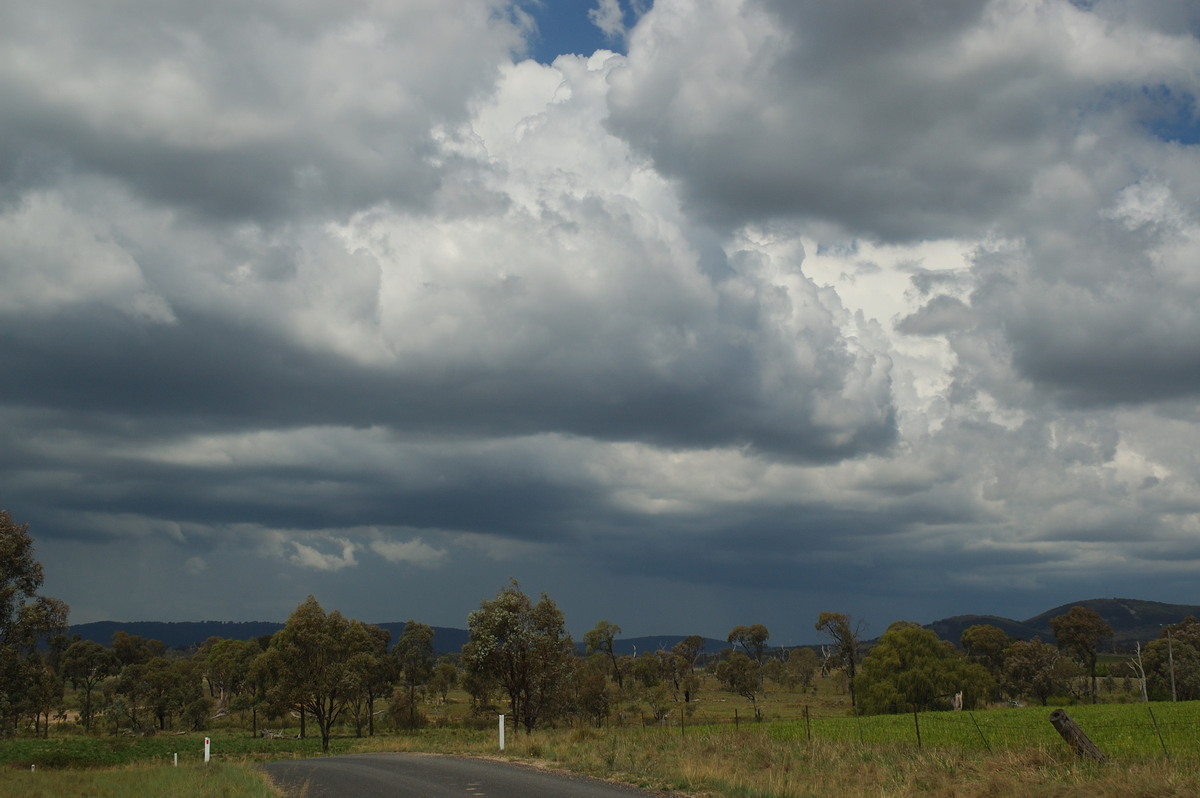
[2,0,1199,640]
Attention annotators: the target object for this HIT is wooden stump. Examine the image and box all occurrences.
[1048,709,1107,762]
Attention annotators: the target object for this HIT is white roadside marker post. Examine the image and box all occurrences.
[499,714,505,751]
[204,737,211,763]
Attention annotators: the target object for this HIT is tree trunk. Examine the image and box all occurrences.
[1049,709,1107,762]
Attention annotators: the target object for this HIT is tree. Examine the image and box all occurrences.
[24,660,64,737]
[428,660,458,705]
[62,640,117,730]
[143,656,203,731]
[1143,618,1200,701]
[960,625,1011,675]
[1049,606,1112,703]
[204,638,258,710]
[393,620,434,730]
[268,596,374,752]
[1003,639,1076,705]
[570,655,612,727]
[462,581,574,733]
[110,631,165,668]
[583,620,624,689]
[671,635,705,703]
[715,651,761,718]
[728,624,770,690]
[815,612,864,711]
[355,624,394,737]
[855,622,993,715]
[0,511,70,734]
[961,624,1011,701]
[786,647,820,689]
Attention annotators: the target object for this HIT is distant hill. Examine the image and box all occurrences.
[925,614,1044,644]
[926,598,1200,647]
[66,620,723,658]
[71,598,1198,656]
[68,620,469,655]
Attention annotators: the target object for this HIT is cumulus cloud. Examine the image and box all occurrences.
[589,0,627,39]
[0,0,523,222]
[3,0,1200,636]
[606,0,1200,240]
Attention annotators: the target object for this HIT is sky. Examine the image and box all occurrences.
[2,0,1200,646]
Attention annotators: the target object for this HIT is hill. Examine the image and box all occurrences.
[69,598,1199,656]
[68,620,470,655]
[925,598,1200,647]
[66,620,724,658]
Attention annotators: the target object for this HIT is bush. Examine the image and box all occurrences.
[387,692,428,731]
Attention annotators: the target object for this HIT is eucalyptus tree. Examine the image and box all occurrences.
[0,511,69,734]
[1049,606,1112,704]
[815,611,864,710]
[583,620,625,689]
[462,581,574,733]
[62,640,117,730]
[268,596,375,752]
[393,620,434,730]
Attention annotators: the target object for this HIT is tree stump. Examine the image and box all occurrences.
[1048,709,1107,762]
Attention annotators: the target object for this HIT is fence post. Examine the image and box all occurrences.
[1048,709,1106,762]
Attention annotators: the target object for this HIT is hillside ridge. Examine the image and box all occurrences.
[68,597,1200,653]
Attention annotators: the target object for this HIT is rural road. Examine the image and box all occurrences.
[264,752,681,797]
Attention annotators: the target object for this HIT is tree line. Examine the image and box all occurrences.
[2,511,1196,750]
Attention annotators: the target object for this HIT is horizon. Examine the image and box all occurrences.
[4,1,1200,646]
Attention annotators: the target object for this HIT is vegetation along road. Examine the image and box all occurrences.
[264,752,680,797]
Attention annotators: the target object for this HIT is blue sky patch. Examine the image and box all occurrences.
[521,0,640,63]
[1143,85,1200,145]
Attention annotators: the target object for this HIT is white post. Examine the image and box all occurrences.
[174,753,178,767]
[204,737,211,763]
[498,714,505,751]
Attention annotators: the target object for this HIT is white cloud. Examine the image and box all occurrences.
[289,538,359,572]
[368,537,448,568]
[589,0,626,39]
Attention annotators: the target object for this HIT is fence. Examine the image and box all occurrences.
[669,702,1200,762]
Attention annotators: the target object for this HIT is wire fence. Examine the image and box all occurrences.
[662,702,1200,762]
[781,703,1200,761]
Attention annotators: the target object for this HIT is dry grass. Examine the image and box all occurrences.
[0,761,277,798]
[336,720,1200,798]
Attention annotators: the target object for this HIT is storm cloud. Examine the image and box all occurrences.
[2,0,1199,641]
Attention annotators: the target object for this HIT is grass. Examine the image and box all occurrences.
[7,675,1200,797]
[0,761,276,798]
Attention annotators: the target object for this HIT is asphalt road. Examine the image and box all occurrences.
[263,752,679,797]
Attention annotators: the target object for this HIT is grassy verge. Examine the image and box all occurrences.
[6,699,1200,797]
[404,725,1200,798]
[0,761,276,798]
